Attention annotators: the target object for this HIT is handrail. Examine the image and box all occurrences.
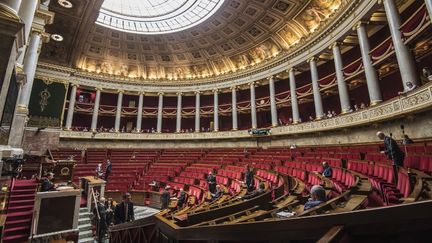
[91,188,100,221]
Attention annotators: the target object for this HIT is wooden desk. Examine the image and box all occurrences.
[80,176,106,211]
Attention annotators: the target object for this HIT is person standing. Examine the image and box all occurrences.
[93,197,107,243]
[377,131,405,183]
[245,166,254,192]
[105,159,112,181]
[176,188,186,209]
[207,172,216,193]
[161,186,171,209]
[114,193,134,224]
[322,161,333,178]
[95,163,103,179]
[41,172,56,192]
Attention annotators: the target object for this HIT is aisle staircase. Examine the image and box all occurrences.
[78,207,94,243]
[2,179,37,243]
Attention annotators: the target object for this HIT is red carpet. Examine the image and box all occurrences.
[3,179,37,243]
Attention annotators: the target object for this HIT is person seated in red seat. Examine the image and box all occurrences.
[240,182,266,200]
[207,172,216,193]
[211,185,223,201]
[114,193,134,224]
[321,161,333,178]
[161,186,171,209]
[176,188,186,208]
[304,185,327,210]
[41,172,57,192]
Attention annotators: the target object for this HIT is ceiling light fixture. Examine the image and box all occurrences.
[51,34,64,42]
[58,0,73,9]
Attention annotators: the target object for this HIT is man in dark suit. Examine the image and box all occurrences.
[245,166,254,191]
[161,186,171,209]
[93,197,107,242]
[176,189,186,208]
[104,159,112,181]
[241,182,265,200]
[377,131,405,183]
[114,193,134,224]
[41,172,56,192]
[207,172,216,193]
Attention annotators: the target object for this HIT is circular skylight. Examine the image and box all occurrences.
[96,0,225,35]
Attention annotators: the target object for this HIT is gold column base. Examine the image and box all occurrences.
[315,116,323,121]
[370,100,382,106]
[271,124,278,128]
[232,128,238,131]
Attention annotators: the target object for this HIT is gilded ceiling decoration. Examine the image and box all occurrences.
[41,0,343,83]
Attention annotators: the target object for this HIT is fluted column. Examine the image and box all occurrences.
[356,22,382,105]
[195,91,200,132]
[426,0,432,22]
[250,82,257,129]
[268,76,278,127]
[65,84,78,130]
[382,0,419,89]
[8,31,42,147]
[136,92,143,132]
[90,88,101,132]
[157,92,163,133]
[231,87,238,130]
[289,68,300,123]
[16,0,39,65]
[114,90,123,132]
[213,89,219,132]
[331,43,351,113]
[0,0,23,13]
[176,92,182,133]
[309,57,324,119]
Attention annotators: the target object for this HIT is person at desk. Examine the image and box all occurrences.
[240,182,265,200]
[304,185,327,210]
[176,188,187,209]
[211,185,223,201]
[322,161,333,178]
[161,186,171,209]
[114,193,134,224]
[207,171,216,193]
[41,172,57,192]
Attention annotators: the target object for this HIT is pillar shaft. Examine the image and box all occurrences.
[332,43,351,113]
[269,77,278,127]
[157,93,163,133]
[231,88,238,130]
[310,58,324,119]
[195,92,200,132]
[250,83,257,129]
[383,0,419,89]
[136,93,143,132]
[114,91,123,132]
[16,0,39,65]
[65,84,77,130]
[176,93,182,132]
[1,0,22,12]
[213,90,219,132]
[91,89,101,131]
[356,23,382,104]
[426,0,432,23]
[289,69,300,123]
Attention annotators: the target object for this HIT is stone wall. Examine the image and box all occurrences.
[58,111,432,149]
[23,128,60,155]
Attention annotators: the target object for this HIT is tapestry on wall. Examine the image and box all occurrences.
[28,78,67,127]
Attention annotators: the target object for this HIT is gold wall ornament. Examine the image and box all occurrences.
[39,88,51,112]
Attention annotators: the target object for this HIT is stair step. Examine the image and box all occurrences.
[3,225,30,236]
[2,233,29,242]
[78,223,92,231]
[78,236,95,243]
[12,189,36,193]
[7,205,33,213]
[8,199,35,207]
[79,230,94,239]
[4,218,31,226]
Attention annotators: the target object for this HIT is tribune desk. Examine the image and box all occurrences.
[80,176,106,211]
[30,187,80,242]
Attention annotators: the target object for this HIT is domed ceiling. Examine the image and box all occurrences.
[41,0,343,83]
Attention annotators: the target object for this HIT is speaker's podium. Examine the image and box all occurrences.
[80,176,106,211]
[30,186,81,242]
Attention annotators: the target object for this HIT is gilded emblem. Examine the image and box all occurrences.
[39,88,51,112]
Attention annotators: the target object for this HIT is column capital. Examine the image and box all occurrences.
[248,81,257,87]
[353,20,369,30]
[307,56,319,63]
[267,76,276,82]
[70,83,79,88]
[176,92,183,96]
[138,91,145,95]
[288,67,297,73]
[117,89,124,94]
[230,86,238,91]
[157,92,164,96]
[95,87,103,91]
[212,88,219,93]
[194,90,201,95]
[329,42,343,50]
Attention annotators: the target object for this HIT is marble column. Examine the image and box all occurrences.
[268,76,278,127]
[176,92,182,133]
[231,87,238,130]
[65,84,78,130]
[309,57,324,119]
[0,0,23,13]
[136,92,143,132]
[114,90,123,132]
[356,22,382,105]
[90,88,101,132]
[426,0,432,23]
[382,0,419,89]
[289,68,300,123]
[213,89,219,132]
[332,43,351,113]
[157,92,163,133]
[8,31,42,147]
[16,0,39,65]
[250,82,257,129]
[195,91,200,132]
